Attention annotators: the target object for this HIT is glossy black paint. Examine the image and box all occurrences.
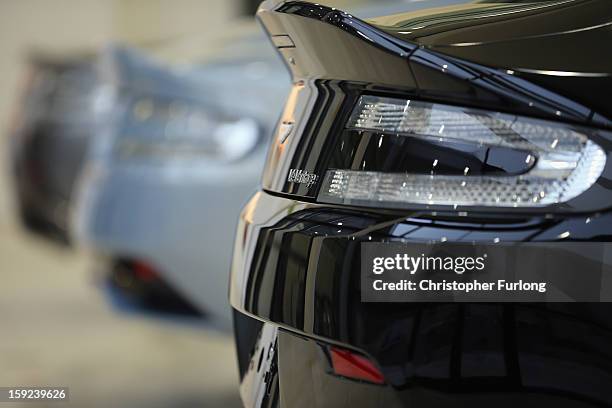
[374,0,612,127]
[276,319,610,407]
[232,1,612,406]
[232,192,612,407]
[258,0,612,205]
[273,0,612,124]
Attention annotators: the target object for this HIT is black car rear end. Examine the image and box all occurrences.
[230,1,612,407]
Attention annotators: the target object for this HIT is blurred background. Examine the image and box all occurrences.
[0,0,380,407]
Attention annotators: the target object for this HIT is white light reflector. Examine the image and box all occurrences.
[318,96,606,208]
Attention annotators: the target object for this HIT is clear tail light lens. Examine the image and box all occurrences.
[318,96,606,208]
[115,97,260,162]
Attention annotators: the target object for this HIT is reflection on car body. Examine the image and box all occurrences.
[230,0,612,406]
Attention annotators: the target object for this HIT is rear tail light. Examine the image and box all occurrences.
[115,97,261,162]
[318,95,606,208]
[132,260,158,282]
[329,346,385,384]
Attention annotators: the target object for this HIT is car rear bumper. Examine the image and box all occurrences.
[73,161,261,325]
[230,190,612,407]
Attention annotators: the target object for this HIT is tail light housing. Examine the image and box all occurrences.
[115,96,260,162]
[256,1,612,214]
[318,95,606,209]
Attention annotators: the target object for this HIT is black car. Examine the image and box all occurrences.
[9,55,101,243]
[229,0,612,407]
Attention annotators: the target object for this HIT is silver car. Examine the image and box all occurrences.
[72,39,289,329]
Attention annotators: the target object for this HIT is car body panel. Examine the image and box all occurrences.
[256,0,612,202]
[73,43,290,328]
[230,0,612,406]
[231,191,612,407]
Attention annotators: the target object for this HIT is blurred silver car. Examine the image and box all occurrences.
[72,40,289,329]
